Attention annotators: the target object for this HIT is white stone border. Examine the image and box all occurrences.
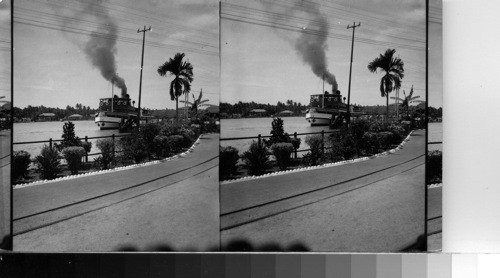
[428,183,442,189]
[221,130,416,184]
[13,135,204,189]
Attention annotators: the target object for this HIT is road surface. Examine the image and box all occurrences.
[13,133,219,252]
[221,130,426,252]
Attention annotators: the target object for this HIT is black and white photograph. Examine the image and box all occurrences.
[12,0,220,251]
[219,0,430,252]
[0,0,11,251]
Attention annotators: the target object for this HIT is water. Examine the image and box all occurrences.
[221,117,332,154]
[428,122,443,151]
[14,121,126,156]
[221,117,443,153]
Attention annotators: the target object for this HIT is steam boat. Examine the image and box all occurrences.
[95,97,138,130]
[305,84,361,127]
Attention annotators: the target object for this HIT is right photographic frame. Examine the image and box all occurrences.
[219,0,437,252]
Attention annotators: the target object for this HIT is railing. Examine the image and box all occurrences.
[13,133,130,162]
[221,130,341,158]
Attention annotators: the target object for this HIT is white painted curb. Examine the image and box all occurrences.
[14,135,204,189]
[222,130,416,184]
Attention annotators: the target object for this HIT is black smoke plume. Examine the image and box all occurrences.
[62,0,127,96]
[294,5,338,91]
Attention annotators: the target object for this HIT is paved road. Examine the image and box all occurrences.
[0,130,11,249]
[14,134,219,252]
[221,130,426,252]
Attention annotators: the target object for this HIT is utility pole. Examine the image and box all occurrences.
[346,22,360,127]
[137,26,152,129]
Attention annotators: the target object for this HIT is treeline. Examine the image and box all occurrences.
[220,100,307,118]
[13,104,97,121]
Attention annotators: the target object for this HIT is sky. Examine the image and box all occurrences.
[14,0,220,110]
[221,0,443,108]
[0,0,10,101]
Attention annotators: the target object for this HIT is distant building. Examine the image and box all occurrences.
[68,114,83,120]
[249,109,267,117]
[203,105,219,118]
[38,113,56,121]
[277,110,294,117]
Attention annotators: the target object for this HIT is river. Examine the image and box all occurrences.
[14,118,443,156]
[221,117,443,153]
[14,121,126,156]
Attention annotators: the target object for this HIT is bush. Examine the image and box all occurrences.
[220,146,240,179]
[168,135,185,154]
[265,117,290,147]
[242,141,270,176]
[369,120,389,133]
[95,139,115,169]
[179,128,196,148]
[290,137,301,150]
[140,123,161,157]
[34,145,61,180]
[427,150,442,184]
[304,135,324,166]
[119,134,148,164]
[56,121,81,151]
[271,142,294,170]
[159,123,181,137]
[13,150,31,181]
[388,124,405,144]
[152,135,170,159]
[361,132,379,155]
[62,146,86,175]
[81,141,92,153]
[377,131,393,150]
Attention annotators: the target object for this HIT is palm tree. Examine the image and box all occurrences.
[180,89,210,119]
[390,85,424,119]
[368,49,404,121]
[157,53,194,124]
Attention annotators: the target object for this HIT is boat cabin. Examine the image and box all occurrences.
[99,97,136,113]
[309,92,346,109]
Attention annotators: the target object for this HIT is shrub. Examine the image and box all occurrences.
[369,120,390,133]
[140,123,161,157]
[265,117,290,146]
[179,128,196,148]
[377,131,393,149]
[56,121,81,151]
[119,134,148,164]
[95,139,115,169]
[271,142,294,170]
[427,150,442,184]
[62,146,86,175]
[388,124,405,144]
[159,124,181,137]
[220,146,240,179]
[152,135,170,159]
[290,137,301,150]
[304,135,324,166]
[13,150,31,181]
[340,134,357,160]
[361,132,379,155]
[34,145,61,180]
[81,141,92,153]
[242,141,270,176]
[326,137,345,162]
[168,135,185,154]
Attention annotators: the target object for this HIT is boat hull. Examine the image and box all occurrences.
[305,111,331,126]
[95,116,121,130]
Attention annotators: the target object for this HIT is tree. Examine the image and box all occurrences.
[157,53,194,124]
[367,49,404,121]
[390,85,424,119]
[180,88,209,119]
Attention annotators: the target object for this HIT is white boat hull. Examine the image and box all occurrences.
[305,111,331,126]
[95,116,121,130]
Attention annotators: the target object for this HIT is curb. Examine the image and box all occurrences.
[221,130,416,185]
[14,135,204,189]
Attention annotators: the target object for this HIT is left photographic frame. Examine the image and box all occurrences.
[11,0,220,251]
